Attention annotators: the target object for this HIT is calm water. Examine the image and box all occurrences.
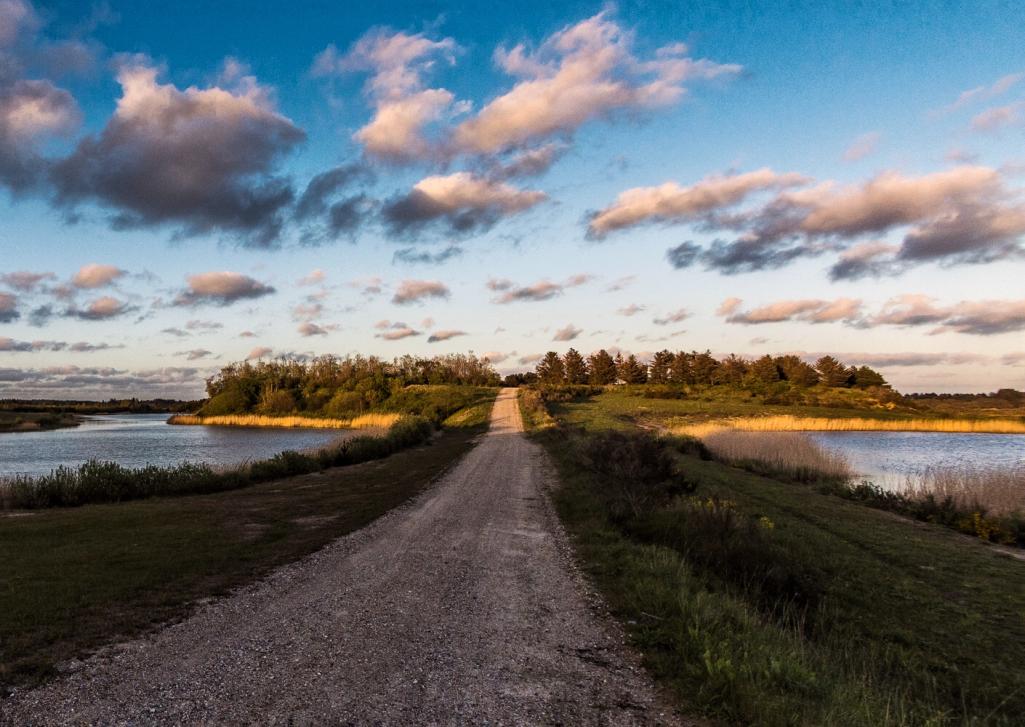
[0,414,348,477]
[808,431,1025,489]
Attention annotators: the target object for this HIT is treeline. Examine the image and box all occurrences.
[201,354,499,417]
[519,349,888,390]
[0,399,195,414]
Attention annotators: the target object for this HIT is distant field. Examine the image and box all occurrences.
[0,412,79,434]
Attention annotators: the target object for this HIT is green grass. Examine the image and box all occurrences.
[529,393,1025,725]
[0,400,494,693]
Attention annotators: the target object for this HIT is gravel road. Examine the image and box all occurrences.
[3,388,681,725]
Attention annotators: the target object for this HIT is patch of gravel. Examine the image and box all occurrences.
[2,389,686,725]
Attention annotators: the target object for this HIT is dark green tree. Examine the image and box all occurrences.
[563,348,588,384]
[690,350,719,385]
[619,354,648,384]
[648,350,674,384]
[749,354,781,384]
[536,351,566,384]
[775,355,819,387]
[816,355,854,387]
[853,365,887,388]
[588,349,617,384]
[669,351,692,384]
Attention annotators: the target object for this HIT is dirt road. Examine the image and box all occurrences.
[3,389,678,725]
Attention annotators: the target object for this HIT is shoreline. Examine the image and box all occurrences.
[673,415,1025,436]
[167,413,403,430]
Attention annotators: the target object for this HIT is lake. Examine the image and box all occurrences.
[0,414,350,477]
[808,431,1025,488]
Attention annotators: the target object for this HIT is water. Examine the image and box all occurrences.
[0,414,350,477]
[807,431,1025,489]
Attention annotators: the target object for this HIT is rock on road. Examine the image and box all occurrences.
[3,388,680,725]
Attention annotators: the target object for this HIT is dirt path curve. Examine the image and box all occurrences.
[3,389,681,726]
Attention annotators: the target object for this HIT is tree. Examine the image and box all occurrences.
[715,354,749,386]
[690,350,719,385]
[588,349,617,385]
[749,354,781,384]
[669,351,692,384]
[619,354,648,384]
[816,356,853,387]
[536,351,565,384]
[563,348,588,384]
[648,350,674,384]
[853,366,887,388]
[775,355,818,387]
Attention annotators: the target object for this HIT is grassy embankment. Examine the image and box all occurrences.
[0,389,496,693]
[1,386,494,510]
[524,389,1025,726]
[0,412,80,433]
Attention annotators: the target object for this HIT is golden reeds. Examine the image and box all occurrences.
[167,412,403,430]
[673,415,1025,436]
[698,429,854,482]
[903,464,1025,517]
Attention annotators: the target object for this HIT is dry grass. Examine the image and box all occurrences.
[167,413,403,430]
[695,429,854,483]
[903,464,1025,516]
[674,415,1025,435]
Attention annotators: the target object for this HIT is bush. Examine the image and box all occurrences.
[324,390,363,418]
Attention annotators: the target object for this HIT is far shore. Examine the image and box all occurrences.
[0,412,82,434]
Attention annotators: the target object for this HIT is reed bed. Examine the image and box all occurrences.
[695,429,854,484]
[903,463,1025,517]
[674,415,1025,435]
[167,412,403,430]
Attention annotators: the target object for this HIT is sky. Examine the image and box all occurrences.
[1,0,1024,399]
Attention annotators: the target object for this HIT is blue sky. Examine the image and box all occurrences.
[1,0,1024,398]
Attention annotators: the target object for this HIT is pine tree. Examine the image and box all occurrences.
[620,354,648,384]
[648,350,674,384]
[588,349,617,384]
[669,351,692,384]
[816,355,853,387]
[853,365,887,388]
[563,348,588,384]
[536,351,565,384]
[775,354,818,386]
[749,354,780,384]
[691,350,719,385]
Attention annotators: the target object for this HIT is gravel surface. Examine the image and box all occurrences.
[3,389,683,725]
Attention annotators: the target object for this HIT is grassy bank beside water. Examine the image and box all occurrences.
[167,412,402,429]
[0,412,80,433]
[524,390,1025,725]
[0,395,495,692]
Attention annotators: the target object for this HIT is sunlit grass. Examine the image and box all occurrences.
[167,412,402,430]
[695,429,854,484]
[674,415,1025,435]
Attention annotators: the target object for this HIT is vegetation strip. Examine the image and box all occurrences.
[677,415,1025,435]
[167,412,402,429]
[0,401,493,692]
[524,389,1025,725]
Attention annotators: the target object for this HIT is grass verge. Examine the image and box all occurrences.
[526,394,1025,725]
[0,405,493,693]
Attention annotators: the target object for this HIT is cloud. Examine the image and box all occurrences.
[175,348,213,360]
[821,351,991,368]
[588,168,805,238]
[297,269,326,286]
[427,329,466,343]
[483,350,512,364]
[486,142,567,179]
[491,280,561,303]
[605,275,636,291]
[0,365,205,399]
[391,279,450,305]
[869,295,1025,336]
[553,323,582,341]
[173,272,275,306]
[617,303,645,316]
[720,297,863,325]
[65,295,133,320]
[0,79,80,192]
[315,29,458,163]
[653,308,689,325]
[0,291,19,322]
[52,58,304,246]
[842,132,881,162]
[186,319,223,332]
[828,241,900,280]
[0,270,54,292]
[293,163,374,242]
[666,241,701,269]
[518,353,542,365]
[246,346,273,360]
[970,102,1023,132]
[392,245,463,265]
[383,172,545,235]
[942,72,1023,113]
[451,12,741,156]
[71,262,125,289]
[297,321,329,337]
[374,320,420,340]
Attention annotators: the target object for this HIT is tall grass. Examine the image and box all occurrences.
[167,412,401,430]
[903,463,1025,517]
[697,429,854,484]
[675,415,1025,434]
